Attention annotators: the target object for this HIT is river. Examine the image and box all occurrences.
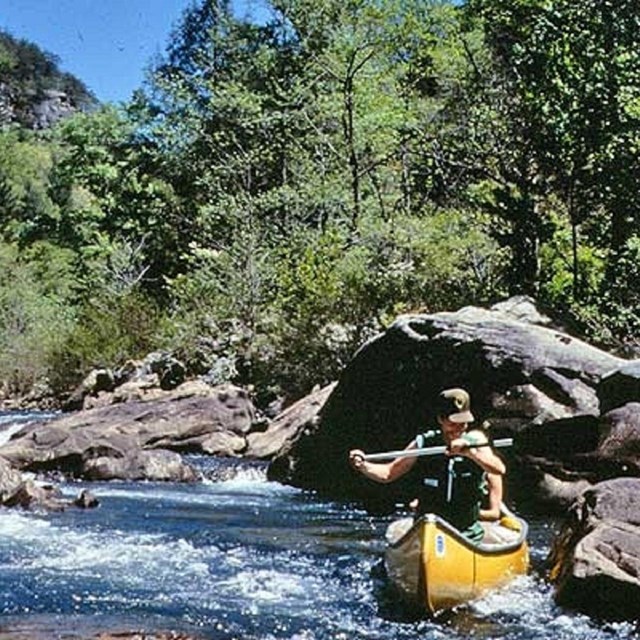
[0,414,637,639]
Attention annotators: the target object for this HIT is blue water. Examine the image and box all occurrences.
[0,416,638,640]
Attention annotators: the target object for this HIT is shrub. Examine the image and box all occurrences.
[0,241,77,395]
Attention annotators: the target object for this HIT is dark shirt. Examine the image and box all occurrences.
[414,430,486,540]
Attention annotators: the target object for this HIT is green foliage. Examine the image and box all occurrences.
[470,0,640,300]
[0,241,77,395]
[50,107,184,289]
[161,206,502,400]
[0,128,60,245]
[159,208,279,395]
[266,209,503,396]
[539,212,606,306]
[58,289,162,378]
[597,236,640,349]
[1,0,639,405]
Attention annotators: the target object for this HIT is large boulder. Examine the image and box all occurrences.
[547,478,640,619]
[0,382,258,481]
[268,303,626,508]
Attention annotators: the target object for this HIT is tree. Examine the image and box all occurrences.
[0,128,60,246]
[50,106,183,293]
[0,240,78,395]
[135,0,507,399]
[470,0,640,302]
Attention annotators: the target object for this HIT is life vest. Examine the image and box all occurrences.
[414,430,486,535]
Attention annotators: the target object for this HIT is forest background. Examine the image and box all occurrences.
[1,0,639,412]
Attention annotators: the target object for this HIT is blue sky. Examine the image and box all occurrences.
[1,0,270,104]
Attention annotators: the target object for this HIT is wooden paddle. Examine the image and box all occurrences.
[361,438,513,462]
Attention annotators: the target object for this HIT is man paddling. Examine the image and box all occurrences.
[348,388,505,542]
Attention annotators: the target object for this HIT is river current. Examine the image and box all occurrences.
[0,413,637,640]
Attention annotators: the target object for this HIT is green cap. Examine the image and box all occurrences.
[436,388,474,423]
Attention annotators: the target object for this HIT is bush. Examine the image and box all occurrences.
[48,287,164,393]
[161,207,505,404]
[0,241,77,395]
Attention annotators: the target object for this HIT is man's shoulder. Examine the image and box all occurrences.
[463,429,489,446]
[416,429,440,447]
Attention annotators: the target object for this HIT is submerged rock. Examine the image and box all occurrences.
[0,457,98,511]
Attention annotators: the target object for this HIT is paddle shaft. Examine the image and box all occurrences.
[361,438,513,462]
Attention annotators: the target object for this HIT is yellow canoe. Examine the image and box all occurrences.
[384,510,529,615]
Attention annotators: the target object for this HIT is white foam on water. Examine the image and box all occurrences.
[0,411,58,445]
[218,568,308,604]
[203,469,302,499]
[219,465,269,483]
[0,422,29,446]
[0,413,30,425]
[470,574,637,640]
[62,475,300,510]
[1,510,216,599]
[199,544,372,627]
[0,510,53,539]
[1,506,349,622]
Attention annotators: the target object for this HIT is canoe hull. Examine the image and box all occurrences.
[384,512,529,614]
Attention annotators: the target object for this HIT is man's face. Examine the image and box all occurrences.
[439,416,466,441]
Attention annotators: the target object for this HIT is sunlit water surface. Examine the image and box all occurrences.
[0,415,637,640]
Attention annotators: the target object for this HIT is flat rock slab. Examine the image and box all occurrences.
[0,382,257,480]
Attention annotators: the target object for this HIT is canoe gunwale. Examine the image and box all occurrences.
[387,512,528,556]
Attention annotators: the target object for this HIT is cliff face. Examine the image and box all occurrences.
[0,84,84,129]
[0,30,96,129]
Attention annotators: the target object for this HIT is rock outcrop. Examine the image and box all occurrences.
[0,82,88,130]
[547,478,640,620]
[0,30,95,131]
[268,302,629,510]
[0,381,259,481]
